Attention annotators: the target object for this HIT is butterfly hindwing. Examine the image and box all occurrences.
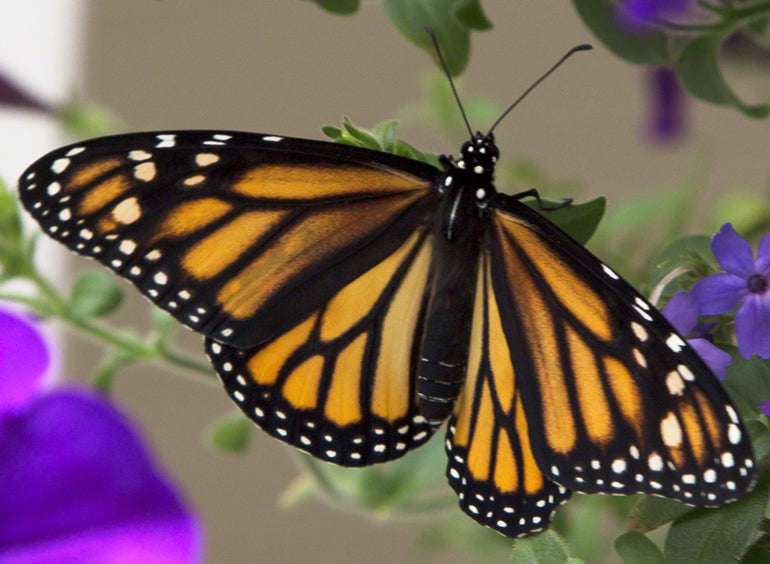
[488,199,756,507]
[446,246,571,536]
[18,131,438,348]
[206,227,438,465]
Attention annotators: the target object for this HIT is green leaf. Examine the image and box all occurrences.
[646,234,713,293]
[510,530,581,564]
[615,531,666,564]
[571,0,671,65]
[373,120,397,153]
[293,431,448,510]
[627,495,694,532]
[724,353,770,405]
[676,35,769,118]
[66,271,124,318]
[342,117,382,150]
[57,95,116,138]
[322,117,440,166]
[523,196,606,246]
[453,0,492,30]
[664,465,769,563]
[0,178,23,242]
[150,307,177,343]
[742,533,770,564]
[383,0,474,76]
[304,0,359,15]
[321,125,343,140]
[90,354,135,393]
[205,411,252,452]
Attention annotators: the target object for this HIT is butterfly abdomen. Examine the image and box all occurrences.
[417,180,484,424]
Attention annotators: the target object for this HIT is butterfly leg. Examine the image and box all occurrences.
[502,189,573,211]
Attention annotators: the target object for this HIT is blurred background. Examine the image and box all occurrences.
[2,1,770,562]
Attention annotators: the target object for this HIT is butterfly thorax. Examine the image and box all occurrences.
[437,132,499,243]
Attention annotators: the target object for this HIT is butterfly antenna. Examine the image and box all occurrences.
[487,44,593,135]
[425,27,474,138]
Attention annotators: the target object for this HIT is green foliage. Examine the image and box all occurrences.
[510,530,582,564]
[524,196,606,247]
[676,34,769,118]
[615,531,666,564]
[205,411,252,452]
[664,462,769,563]
[304,0,360,15]
[66,271,124,318]
[572,0,770,118]
[382,0,491,76]
[323,116,441,168]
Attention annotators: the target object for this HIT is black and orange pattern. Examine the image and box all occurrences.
[18,129,756,537]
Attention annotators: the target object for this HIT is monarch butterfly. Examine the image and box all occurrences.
[17,39,756,538]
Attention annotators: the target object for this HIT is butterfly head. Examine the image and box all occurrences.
[456,132,499,182]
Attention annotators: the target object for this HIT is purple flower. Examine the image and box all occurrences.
[0,72,54,114]
[662,291,732,379]
[691,223,770,360]
[617,0,695,29]
[0,309,51,411]
[647,67,687,141]
[758,400,770,417]
[0,307,202,563]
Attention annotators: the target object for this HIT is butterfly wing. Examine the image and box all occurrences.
[205,226,438,465]
[487,197,756,507]
[18,131,439,348]
[446,246,571,536]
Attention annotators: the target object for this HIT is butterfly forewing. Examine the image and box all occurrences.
[205,228,438,465]
[18,131,438,348]
[488,200,756,506]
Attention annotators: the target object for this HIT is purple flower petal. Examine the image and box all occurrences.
[0,388,202,563]
[712,223,756,279]
[0,309,50,413]
[687,338,731,380]
[647,67,686,141]
[758,399,770,417]
[0,72,53,113]
[617,0,694,29]
[662,291,699,335]
[755,231,770,274]
[735,294,770,359]
[691,272,747,315]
